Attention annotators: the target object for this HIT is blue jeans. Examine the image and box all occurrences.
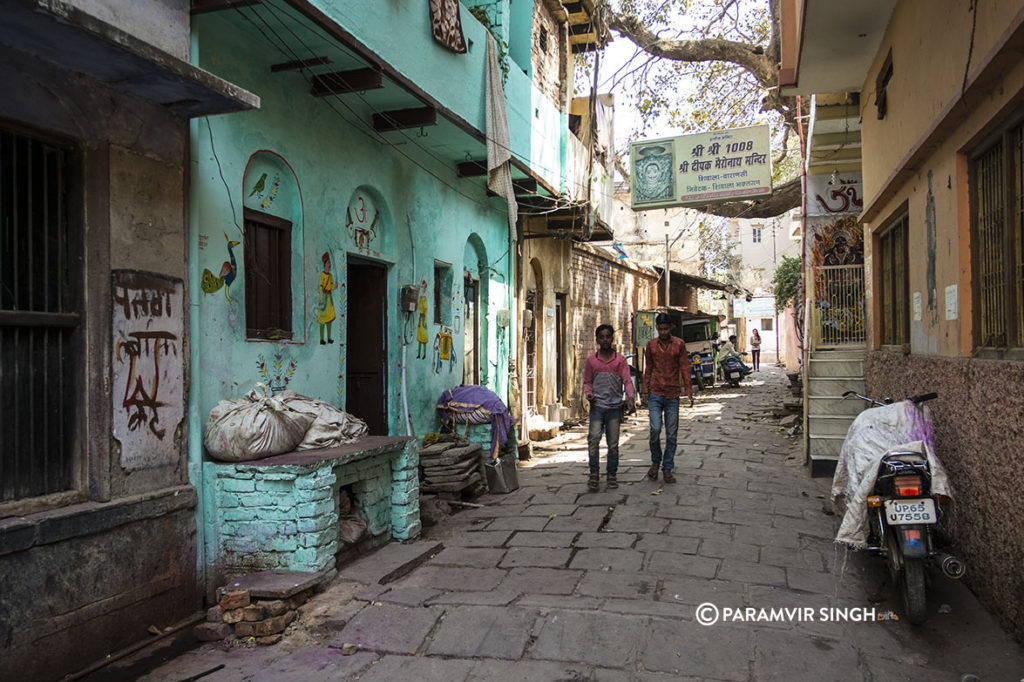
[588,404,622,476]
[648,393,679,472]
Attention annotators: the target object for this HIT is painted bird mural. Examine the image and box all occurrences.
[248,172,267,197]
[201,233,241,302]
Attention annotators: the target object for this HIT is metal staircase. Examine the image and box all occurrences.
[805,348,867,477]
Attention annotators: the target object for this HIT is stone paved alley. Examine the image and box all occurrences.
[106,367,1024,682]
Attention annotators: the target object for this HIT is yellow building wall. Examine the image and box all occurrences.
[858,1,1024,357]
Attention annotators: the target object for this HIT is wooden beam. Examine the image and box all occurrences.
[310,68,382,97]
[372,107,437,132]
[457,160,488,177]
[271,56,332,73]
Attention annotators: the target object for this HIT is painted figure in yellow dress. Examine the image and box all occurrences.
[416,281,429,358]
[317,252,336,344]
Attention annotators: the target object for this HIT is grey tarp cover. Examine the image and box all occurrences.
[830,400,952,547]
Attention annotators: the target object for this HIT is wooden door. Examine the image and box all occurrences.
[346,257,388,434]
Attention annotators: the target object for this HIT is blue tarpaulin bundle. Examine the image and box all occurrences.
[437,385,513,460]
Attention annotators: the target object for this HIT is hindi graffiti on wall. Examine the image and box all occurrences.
[112,271,184,470]
[630,125,773,209]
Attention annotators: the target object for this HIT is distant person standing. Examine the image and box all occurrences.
[750,328,761,371]
[643,313,693,484]
[583,324,636,491]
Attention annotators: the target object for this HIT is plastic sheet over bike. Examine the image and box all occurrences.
[830,401,953,547]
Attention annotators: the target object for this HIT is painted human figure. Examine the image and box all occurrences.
[317,252,336,344]
[416,281,429,358]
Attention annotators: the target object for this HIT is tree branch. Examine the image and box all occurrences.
[687,176,801,218]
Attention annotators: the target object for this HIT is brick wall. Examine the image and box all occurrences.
[211,440,420,581]
[568,245,658,416]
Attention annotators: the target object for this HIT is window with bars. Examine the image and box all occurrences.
[0,126,79,503]
[752,226,762,243]
[878,213,909,345]
[971,118,1024,350]
[243,208,292,340]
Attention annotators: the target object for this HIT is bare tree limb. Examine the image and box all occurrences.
[688,176,801,218]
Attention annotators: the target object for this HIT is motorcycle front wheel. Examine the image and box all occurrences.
[900,558,928,624]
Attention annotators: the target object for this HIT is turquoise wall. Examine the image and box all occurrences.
[191,13,514,442]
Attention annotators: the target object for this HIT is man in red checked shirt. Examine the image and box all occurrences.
[642,313,694,484]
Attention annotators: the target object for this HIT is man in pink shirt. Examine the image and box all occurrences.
[583,324,636,491]
[643,313,694,483]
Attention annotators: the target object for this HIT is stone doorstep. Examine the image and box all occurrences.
[222,569,326,600]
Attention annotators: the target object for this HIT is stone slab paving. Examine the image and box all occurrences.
[118,368,1024,682]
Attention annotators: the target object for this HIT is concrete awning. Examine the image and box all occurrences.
[3,0,258,118]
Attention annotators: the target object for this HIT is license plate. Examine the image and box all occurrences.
[884,498,936,525]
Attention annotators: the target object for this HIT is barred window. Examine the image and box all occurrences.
[0,126,79,502]
[878,213,908,345]
[972,119,1024,350]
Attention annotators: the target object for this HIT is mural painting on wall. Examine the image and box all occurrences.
[809,214,866,341]
[257,351,297,394]
[200,232,241,302]
[112,271,184,470]
[433,327,458,374]
[316,251,337,344]
[346,193,380,256]
[249,171,281,211]
[416,279,429,359]
[808,173,863,216]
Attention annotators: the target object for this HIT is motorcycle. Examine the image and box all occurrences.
[689,350,715,390]
[831,391,965,624]
[719,353,752,387]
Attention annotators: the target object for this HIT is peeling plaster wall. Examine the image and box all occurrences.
[191,15,514,444]
[0,45,196,679]
[531,2,563,108]
[866,351,1024,642]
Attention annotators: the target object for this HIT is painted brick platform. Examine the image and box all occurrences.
[205,436,420,580]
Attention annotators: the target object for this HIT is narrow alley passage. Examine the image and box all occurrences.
[118,368,1024,682]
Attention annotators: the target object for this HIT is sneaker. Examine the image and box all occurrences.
[587,473,600,491]
[663,470,677,484]
[646,465,660,480]
[606,475,619,489]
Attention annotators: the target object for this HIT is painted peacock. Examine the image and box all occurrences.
[201,232,241,302]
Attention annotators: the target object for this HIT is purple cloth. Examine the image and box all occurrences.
[437,385,513,458]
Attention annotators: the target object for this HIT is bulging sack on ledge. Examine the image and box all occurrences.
[204,383,315,462]
[277,390,369,450]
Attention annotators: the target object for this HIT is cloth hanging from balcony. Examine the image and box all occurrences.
[429,0,467,53]
[485,33,517,241]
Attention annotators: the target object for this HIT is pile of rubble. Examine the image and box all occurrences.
[193,570,323,646]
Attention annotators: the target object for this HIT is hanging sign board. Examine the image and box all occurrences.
[630,124,773,210]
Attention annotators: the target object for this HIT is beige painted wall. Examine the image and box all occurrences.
[858,1,1024,357]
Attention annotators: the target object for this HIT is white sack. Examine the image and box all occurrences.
[204,384,314,462]
[277,390,368,450]
[830,401,952,547]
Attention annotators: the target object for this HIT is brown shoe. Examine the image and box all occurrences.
[606,475,619,489]
[587,473,600,491]
[646,465,660,480]
[663,470,676,484]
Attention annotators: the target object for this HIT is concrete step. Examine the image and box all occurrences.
[809,434,844,457]
[807,376,866,396]
[807,358,864,377]
[807,395,868,416]
[809,452,839,478]
[808,415,855,437]
[810,349,866,360]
